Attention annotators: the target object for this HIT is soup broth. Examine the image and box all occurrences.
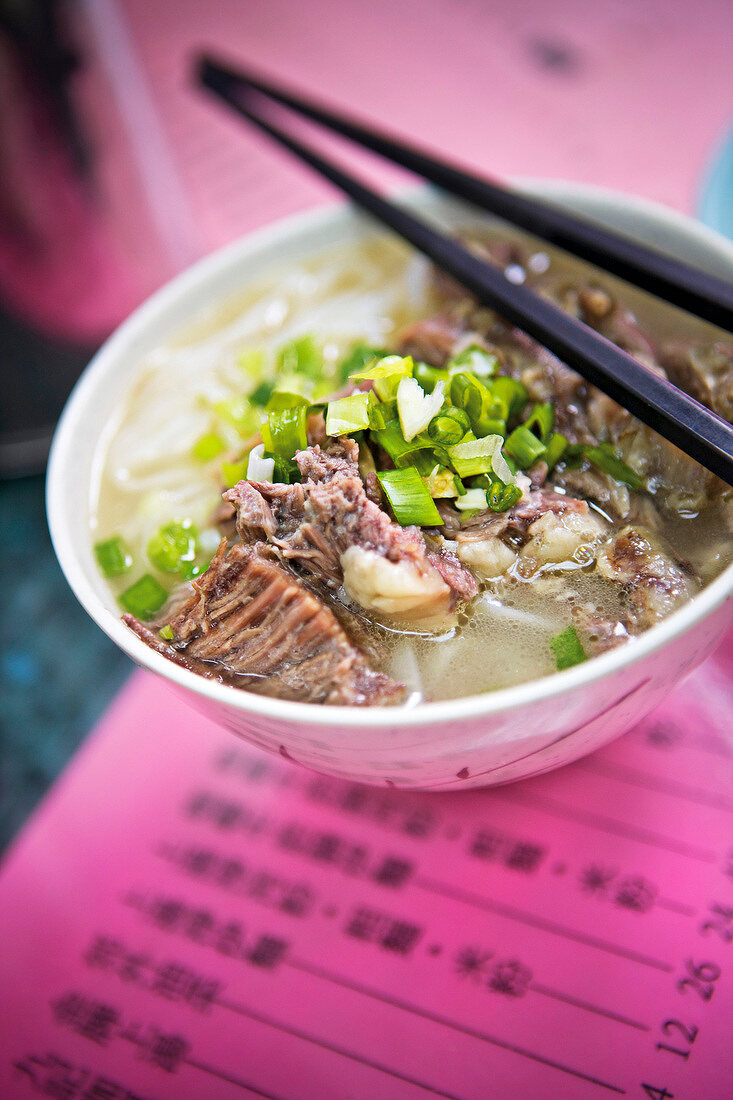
[92,231,733,705]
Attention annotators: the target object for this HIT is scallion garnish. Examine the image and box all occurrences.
[246,443,275,482]
[488,480,522,512]
[261,404,309,458]
[549,625,587,670]
[94,536,133,578]
[221,459,248,488]
[449,372,493,424]
[337,344,387,382]
[326,392,372,436]
[425,465,460,498]
[237,348,265,377]
[212,396,262,439]
[522,402,554,444]
[456,487,489,511]
[250,380,276,407]
[414,361,450,393]
[504,424,548,469]
[376,467,442,527]
[544,432,568,470]
[428,405,471,445]
[371,420,435,469]
[448,345,500,378]
[367,399,390,431]
[119,574,168,620]
[147,520,197,575]
[180,560,209,581]
[351,354,414,400]
[265,390,310,413]
[473,414,507,438]
[584,443,644,490]
[397,376,446,442]
[159,624,174,640]
[448,434,507,479]
[487,376,529,421]
[277,335,321,378]
[270,454,299,483]
[192,432,225,462]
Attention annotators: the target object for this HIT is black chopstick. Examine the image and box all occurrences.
[197,62,733,486]
[198,55,733,335]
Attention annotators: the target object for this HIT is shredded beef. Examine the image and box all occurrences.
[224,445,478,616]
[441,489,589,544]
[659,341,733,423]
[595,526,700,632]
[123,541,404,706]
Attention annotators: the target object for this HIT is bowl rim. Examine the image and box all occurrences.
[47,180,733,730]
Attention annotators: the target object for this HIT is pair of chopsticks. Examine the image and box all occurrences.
[197,55,733,485]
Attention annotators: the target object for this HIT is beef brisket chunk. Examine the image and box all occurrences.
[123,541,404,706]
[224,444,478,624]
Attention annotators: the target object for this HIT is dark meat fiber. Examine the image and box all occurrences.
[124,541,404,706]
[225,442,477,622]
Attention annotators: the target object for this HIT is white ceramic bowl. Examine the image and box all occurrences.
[47,183,733,790]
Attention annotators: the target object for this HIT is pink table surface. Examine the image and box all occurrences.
[1,2,733,1098]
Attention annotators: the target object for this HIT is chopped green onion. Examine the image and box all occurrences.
[261,404,308,458]
[560,443,586,470]
[492,447,515,485]
[376,467,442,527]
[350,354,413,400]
[397,376,446,441]
[367,398,391,431]
[425,465,460,498]
[456,487,488,512]
[584,443,644,490]
[326,392,372,436]
[522,402,554,444]
[544,432,568,470]
[250,380,276,407]
[265,390,310,412]
[147,520,197,575]
[449,372,492,423]
[504,424,548,469]
[277,335,321,378]
[94,536,132,578]
[428,405,471,445]
[192,432,225,462]
[270,454,299,483]
[488,479,522,512]
[237,348,265,377]
[371,420,435,469]
[159,624,174,641]
[487,376,529,421]
[550,625,587,671]
[338,344,387,382]
[448,434,506,479]
[221,459,248,488]
[473,415,506,439]
[120,574,168,620]
[414,361,450,393]
[448,345,500,378]
[246,443,275,482]
[212,396,262,439]
[180,560,208,581]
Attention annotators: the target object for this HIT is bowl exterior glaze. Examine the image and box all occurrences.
[48,184,733,790]
[168,594,731,790]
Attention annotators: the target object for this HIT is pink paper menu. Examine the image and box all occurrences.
[3,2,732,1096]
[1,641,731,1100]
